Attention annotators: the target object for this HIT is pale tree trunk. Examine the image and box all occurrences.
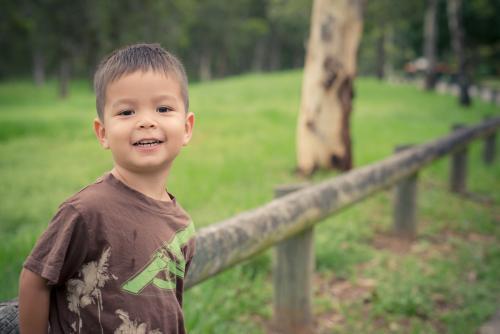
[296,0,364,175]
[447,0,470,106]
[424,0,438,90]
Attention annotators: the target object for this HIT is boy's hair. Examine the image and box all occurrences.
[94,43,189,120]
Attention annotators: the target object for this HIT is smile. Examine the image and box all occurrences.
[132,139,164,147]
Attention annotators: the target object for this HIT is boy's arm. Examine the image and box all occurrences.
[19,268,50,334]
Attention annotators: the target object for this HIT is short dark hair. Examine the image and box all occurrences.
[93,43,189,120]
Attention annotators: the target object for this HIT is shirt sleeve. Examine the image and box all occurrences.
[24,203,89,286]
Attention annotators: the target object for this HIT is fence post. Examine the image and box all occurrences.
[450,124,468,193]
[393,145,418,238]
[273,184,314,334]
[483,116,497,165]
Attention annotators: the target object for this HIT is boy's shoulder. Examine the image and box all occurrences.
[61,173,118,215]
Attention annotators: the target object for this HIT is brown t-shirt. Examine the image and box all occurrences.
[24,173,196,334]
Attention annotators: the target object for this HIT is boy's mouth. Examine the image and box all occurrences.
[133,139,164,147]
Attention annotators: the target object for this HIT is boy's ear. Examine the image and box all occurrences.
[183,112,195,146]
[93,118,110,149]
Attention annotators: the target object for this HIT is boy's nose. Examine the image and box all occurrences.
[139,122,155,128]
[137,117,157,129]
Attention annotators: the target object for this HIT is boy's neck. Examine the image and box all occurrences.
[110,167,172,202]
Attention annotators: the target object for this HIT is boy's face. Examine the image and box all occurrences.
[94,70,194,175]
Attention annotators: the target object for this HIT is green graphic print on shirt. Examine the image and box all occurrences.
[121,222,195,295]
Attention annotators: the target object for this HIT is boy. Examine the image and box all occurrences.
[18,43,196,334]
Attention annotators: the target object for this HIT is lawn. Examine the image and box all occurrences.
[0,71,499,333]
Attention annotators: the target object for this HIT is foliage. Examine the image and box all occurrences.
[360,0,499,80]
[0,0,311,83]
[2,0,498,89]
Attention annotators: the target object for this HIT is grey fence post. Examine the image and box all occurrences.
[450,124,468,193]
[273,184,314,334]
[393,145,418,238]
[483,117,497,165]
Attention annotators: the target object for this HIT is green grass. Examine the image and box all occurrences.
[0,71,499,333]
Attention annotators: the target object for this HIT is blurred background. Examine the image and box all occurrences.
[1,0,499,90]
[1,1,499,333]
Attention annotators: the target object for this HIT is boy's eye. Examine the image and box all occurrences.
[157,106,172,113]
[118,110,134,116]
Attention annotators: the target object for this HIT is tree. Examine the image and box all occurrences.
[266,0,311,71]
[296,0,364,175]
[462,0,500,78]
[361,0,393,80]
[447,0,470,106]
[359,1,425,78]
[189,0,245,80]
[34,0,92,98]
[424,0,439,90]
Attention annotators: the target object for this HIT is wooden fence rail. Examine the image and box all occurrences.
[185,117,499,289]
[1,116,499,333]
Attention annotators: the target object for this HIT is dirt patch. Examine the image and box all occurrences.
[371,227,496,258]
[312,273,377,333]
[314,274,376,302]
[427,228,497,244]
[314,312,345,334]
[371,231,414,253]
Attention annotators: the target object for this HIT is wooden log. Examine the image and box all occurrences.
[273,184,314,334]
[185,117,500,288]
[450,124,468,193]
[393,145,418,238]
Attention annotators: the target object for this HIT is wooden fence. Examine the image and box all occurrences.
[1,117,499,333]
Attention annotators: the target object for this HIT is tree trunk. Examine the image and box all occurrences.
[58,58,71,99]
[296,0,364,175]
[447,0,470,106]
[375,29,385,80]
[293,51,303,68]
[199,50,212,81]
[216,50,227,78]
[33,47,45,86]
[424,0,438,90]
[252,38,266,72]
[268,30,282,71]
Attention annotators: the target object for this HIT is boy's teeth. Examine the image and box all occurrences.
[135,140,161,146]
